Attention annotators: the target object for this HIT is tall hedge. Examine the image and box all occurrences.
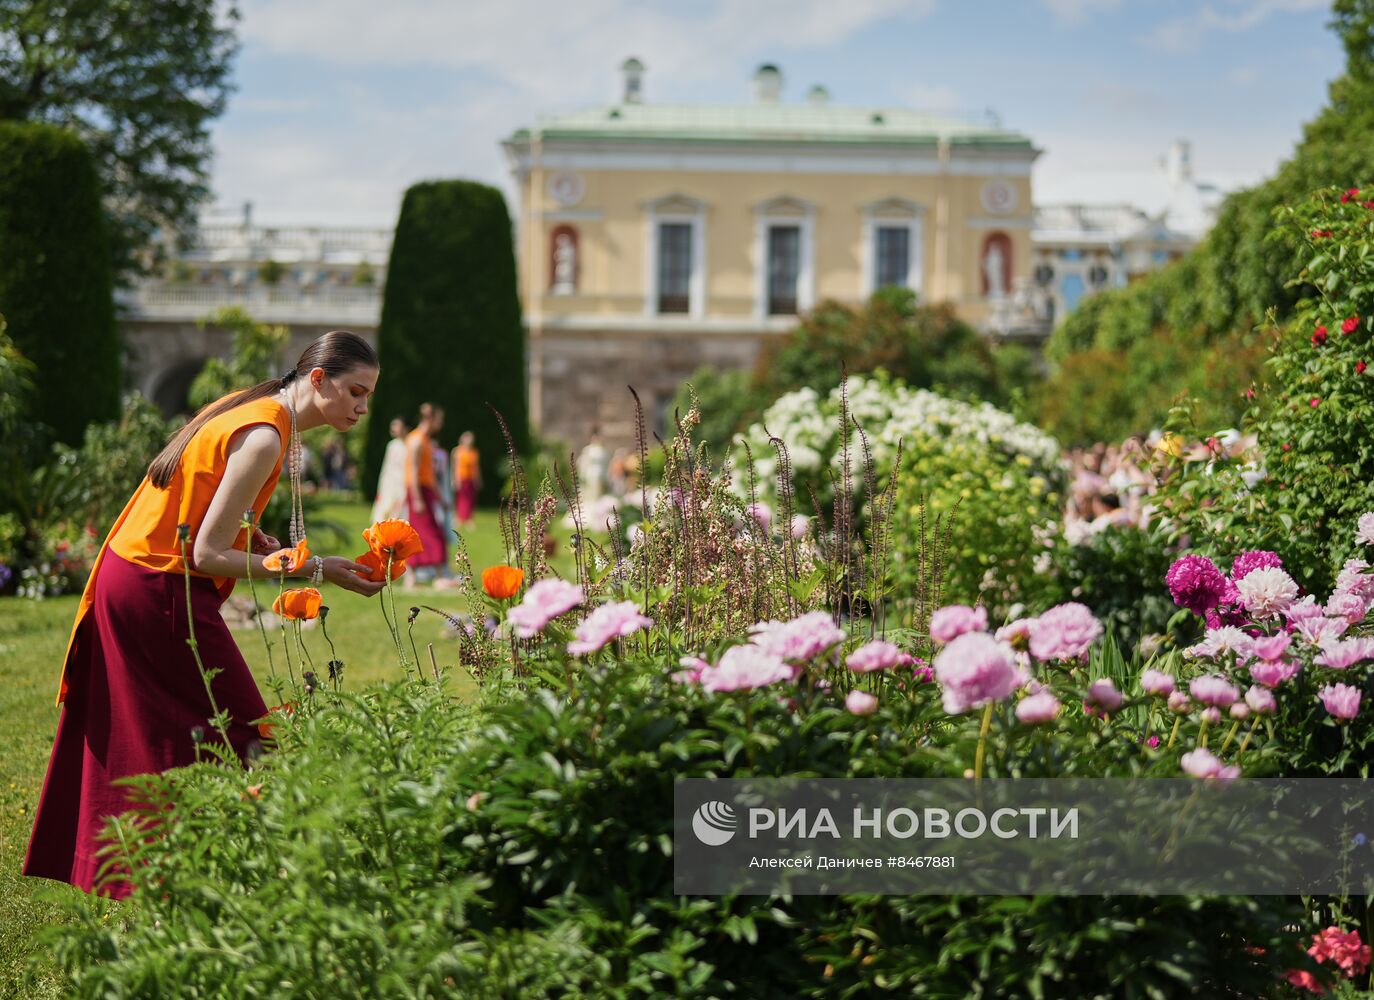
[364,180,528,506]
[0,122,119,445]
[1038,0,1374,442]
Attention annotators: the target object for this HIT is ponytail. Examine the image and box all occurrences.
[146,330,379,489]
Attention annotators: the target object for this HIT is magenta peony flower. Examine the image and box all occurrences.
[1180,747,1240,783]
[1086,678,1124,713]
[1028,602,1103,662]
[1319,682,1363,720]
[566,600,653,655]
[1140,668,1176,697]
[1251,633,1291,661]
[1245,685,1277,714]
[1166,555,1228,614]
[1189,674,1241,707]
[929,604,988,644]
[1234,566,1299,619]
[846,639,905,673]
[699,644,793,692]
[845,690,879,716]
[506,578,584,639]
[1249,658,1299,688]
[1315,636,1374,669]
[911,660,934,683]
[1231,549,1284,582]
[749,611,846,664]
[1015,691,1060,725]
[933,632,1020,715]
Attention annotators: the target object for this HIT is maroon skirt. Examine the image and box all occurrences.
[406,484,448,568]
[22,550,270,897]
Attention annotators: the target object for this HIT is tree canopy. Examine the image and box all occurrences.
[0,0,239,274]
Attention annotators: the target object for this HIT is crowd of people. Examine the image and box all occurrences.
[370,402,482,587]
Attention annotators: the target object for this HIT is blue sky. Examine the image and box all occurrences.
[211,0,1342,225]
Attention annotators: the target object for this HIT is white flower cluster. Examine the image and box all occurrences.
[732,375,1062,497]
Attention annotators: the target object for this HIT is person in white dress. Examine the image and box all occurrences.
[371,416,409,523]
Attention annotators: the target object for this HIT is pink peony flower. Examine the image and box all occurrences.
[699,644,793,692]
[790,514,810,539]
[845,690,879,716]
[672,655,709,684]
[1319,682,1362,720]
[1309,925,1372,977]
[1249,658,1299,688]
[1293,616,1350,645]
[995,617,1036,648]
[506,578,584,639]
[910,659,934,683]
[1251,633,1291,661]
[1190,675,1241,707]
[1326,591,1369,625]
[1140,669,1176,697]
[1186,627,1253,663]
[929,605,988,643]
[933,632,1020,715]
[1015,691,1060,724]
[1085,678,1124,713]
[746,501,772,531]
[749,611,846,664]
[1245,685,1277,715]
[1229,702,1250,720]
[1231,549,1283,582]
[846,639,905,673]
[1315,636,1374,669]
[1180,747,1240,784]
[1234,566,1299,618]
[1335,559,1374,600]
[1028,602,1103,662]
[566,601,653,655]
[1286,595,1326,625]
[1357,513,1374,548]
[1167,690,1192,713]
[1166,555,1228,614]
[1200,706,1222,724]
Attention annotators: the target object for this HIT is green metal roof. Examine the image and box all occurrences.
[507,102,1033,148]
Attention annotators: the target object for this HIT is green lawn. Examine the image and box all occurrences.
[0,502,528,997]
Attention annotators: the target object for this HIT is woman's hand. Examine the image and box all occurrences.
[252,528,281,554]
[321,556,386,597]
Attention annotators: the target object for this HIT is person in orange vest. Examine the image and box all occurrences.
[452,430,481,528]
[23,330,385,898]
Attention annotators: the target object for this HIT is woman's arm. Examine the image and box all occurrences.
[191,425,384,596]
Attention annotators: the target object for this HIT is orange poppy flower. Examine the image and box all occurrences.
[356,549,408,582]
[273,588,322,620]
[482,564,524,600]
[364,519,424,562]
[263,537,310,573]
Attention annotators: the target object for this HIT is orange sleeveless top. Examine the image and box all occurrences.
[55,394,291,704]
[455,445,479,483]
[404,428,436,489]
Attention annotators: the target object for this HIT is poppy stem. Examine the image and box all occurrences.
[383,553,411,678]
[278,572,299,692]
[242,511,279,685]
[178,532,232,750]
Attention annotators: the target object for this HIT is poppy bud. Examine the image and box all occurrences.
[190,725,205,743]
[303,671,318,695]
[177,523,191,543]
[319,605,330,621]
[408,606,421,624]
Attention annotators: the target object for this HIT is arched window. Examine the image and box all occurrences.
[980,231,1012,298]
[549,225,579,295]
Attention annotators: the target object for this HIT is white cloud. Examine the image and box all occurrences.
[1041,0,1122,27]
[1143,0,1327,54]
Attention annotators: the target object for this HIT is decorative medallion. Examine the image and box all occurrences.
[980,179,1018,215]
[547,171,585,208]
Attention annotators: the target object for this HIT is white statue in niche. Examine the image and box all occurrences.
[552,233,577,295]
[982,240,1007,299]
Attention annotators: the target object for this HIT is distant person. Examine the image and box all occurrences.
[22,331,385,899]
[452,431,481,528]
[429,406,456,571]
[609,447,628,497]
[405,403,448,585]
[578,426,610,501]
[371,416,409,523]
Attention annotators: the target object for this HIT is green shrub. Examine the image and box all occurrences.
[365,180,528,505]
[1051,525,1181,655]
[0,122,119,445]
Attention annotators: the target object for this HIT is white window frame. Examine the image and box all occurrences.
[643,194,707,318]
[752,197,816,319]
[860,198,924,297]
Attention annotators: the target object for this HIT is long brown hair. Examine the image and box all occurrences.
[147,330,379,489]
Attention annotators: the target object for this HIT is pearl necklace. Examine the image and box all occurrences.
[281,389,307,546]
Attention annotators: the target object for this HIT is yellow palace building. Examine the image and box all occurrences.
[504,60,1040,446]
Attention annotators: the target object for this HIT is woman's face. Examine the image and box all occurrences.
[315,365,378,432]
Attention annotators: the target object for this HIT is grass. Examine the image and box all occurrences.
[0,501,540,997]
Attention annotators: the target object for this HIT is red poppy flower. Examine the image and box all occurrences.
[1312,229,1334,238]
[482,564,524,599]
[1359,361,1368,375]
[1343,316,1360,334]
[364,519,424,562]
[263,538,310,573]
[356,549,408,582]
[1342,187,1361,203]
[1313,326,1328,346]
[273,588,322,620]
